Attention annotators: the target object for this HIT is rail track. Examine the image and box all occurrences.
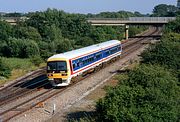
[0,26,162,122]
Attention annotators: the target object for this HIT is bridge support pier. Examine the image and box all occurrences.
[125,25,129,40]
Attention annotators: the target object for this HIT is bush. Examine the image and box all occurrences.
[13,26,42,41]
[1,38,40,58]
[0,57,11,78]
[0,21,13,40]
[25,39,40,57]
[96,65,180,121]
[56,38,74,53]
[165,17,180,33]
[30,55,43,66]
[141,35,180,71]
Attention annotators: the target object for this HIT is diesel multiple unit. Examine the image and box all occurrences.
[47,40,122,86]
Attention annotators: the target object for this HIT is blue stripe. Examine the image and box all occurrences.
[72,44,122,71]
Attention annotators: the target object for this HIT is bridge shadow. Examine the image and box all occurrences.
[129,35,161,39]
[66,111,96,121]
[109,69,130,74]
[14,74,53,89]
[129,35,162,39]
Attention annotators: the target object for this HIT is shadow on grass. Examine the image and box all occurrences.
[67,111,97,122]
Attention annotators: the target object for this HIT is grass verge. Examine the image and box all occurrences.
[0,57,46,85]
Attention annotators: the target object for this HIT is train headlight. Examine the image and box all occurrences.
[47,74,53,77]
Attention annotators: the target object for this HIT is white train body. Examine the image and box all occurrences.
[47,40,122,86]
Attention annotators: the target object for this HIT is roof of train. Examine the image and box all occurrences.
[48,40,121,61]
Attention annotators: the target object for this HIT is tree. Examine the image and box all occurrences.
[56,38,74,53]
[152,4,178,17]
[13,26,42,41]
[4,12,23,17]
[2,38,40,58]
[43,24,62,42]
[30,55,43,66]
[0,57,11,78]
[0,21,13,40]
[75,36,94,47]
[96,65,180,121]
[38,41,53,59]
[165,17,180,33]
[92,11,137,18]
[134,11,143,17]
[25,39,40,57]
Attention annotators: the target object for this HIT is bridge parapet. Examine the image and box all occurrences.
[129,17,176,22]
[87,17,176,25]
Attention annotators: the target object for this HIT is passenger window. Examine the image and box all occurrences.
[77,62,80,67]
[73,63,76,69]
[105,51,110,55]
[83,60,85,65]
[110,48,118,54]
[96,53,102,59]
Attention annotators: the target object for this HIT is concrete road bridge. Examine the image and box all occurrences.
[87,17,176,39]
[87,17,176,25]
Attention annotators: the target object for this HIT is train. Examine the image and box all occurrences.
[47,40,122,86]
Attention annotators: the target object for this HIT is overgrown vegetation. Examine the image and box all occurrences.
[141,33,180,71]
[96,65,180,121]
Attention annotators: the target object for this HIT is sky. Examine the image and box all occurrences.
[0,0,177,14]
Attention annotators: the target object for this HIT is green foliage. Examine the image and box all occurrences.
[26,9,92,42]
[141,33,180,71]
[25,39,40,57]
[26,8,145,46]
[89,26,125,43]
[165,17,180,33]
[1,57,34,70]
[56,38,74,53]
[87,10,143,18]
[0,9,146,60]
[3,12,23,17]
[13,26,42,41]
[0,21,13,40]
[37,41,54,59]
[43,24,62,42]
[152,4,178,17]
[129,26,147,37]
[96,65,180,122]
[30,55,43,66]
[1,38,40,58]
[0,57,11,78]
[0,41,7,56]
[75,37,94,47]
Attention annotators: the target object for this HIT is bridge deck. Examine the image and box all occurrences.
[87,17,176,25]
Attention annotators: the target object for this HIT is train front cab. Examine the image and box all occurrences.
[47,58,71,86]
